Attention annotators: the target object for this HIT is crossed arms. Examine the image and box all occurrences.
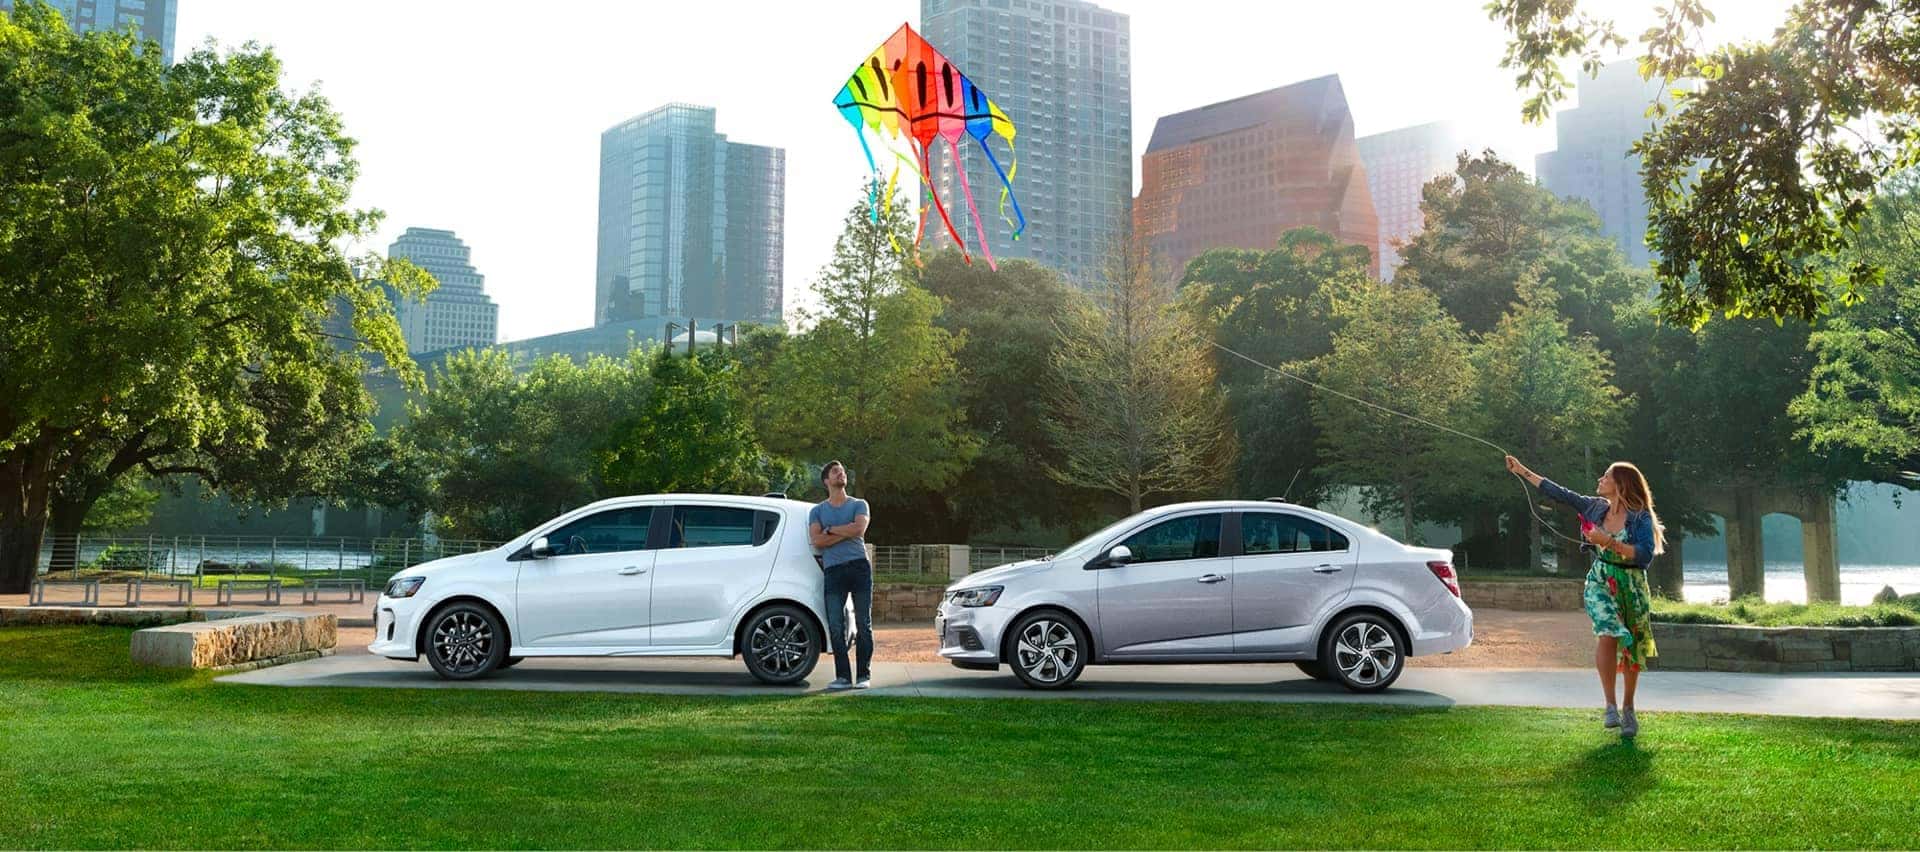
[810,511,870,550]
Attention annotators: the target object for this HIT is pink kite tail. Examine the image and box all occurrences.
[916,140,969,263]
[947,136,997,270]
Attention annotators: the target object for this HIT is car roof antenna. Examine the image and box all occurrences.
[1281,468,1303,503]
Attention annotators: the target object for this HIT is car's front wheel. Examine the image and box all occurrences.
[424,602,507,680]
[1007,610,1088,689]
[741,605,821,685]
[1320,612,1406,693]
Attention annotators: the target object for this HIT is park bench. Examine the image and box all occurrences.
[29,577,101,606]
[214,578,282,606]
[128,578,193,606]
[299,578,365,605]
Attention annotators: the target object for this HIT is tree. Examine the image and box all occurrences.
[1467,284,1630,569]
[400,349,645,540]
[1178,229,1371,507]
[1396,153,1642,342]
[1313,281,1477,543]
[760,189,978,509]
[0,7,426,592]
[600,349,789,496]
[1044,231,1233,514]
[911,250,1102,541]
[1491,0,1920,325]
[1791,171,1920,481]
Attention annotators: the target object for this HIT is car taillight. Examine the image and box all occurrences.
[1427,561,1461,597]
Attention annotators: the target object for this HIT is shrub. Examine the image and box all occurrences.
[1652,596,1920,628]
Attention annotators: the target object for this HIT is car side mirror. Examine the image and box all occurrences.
[530,536,554,559]
[1086,544,1132,570]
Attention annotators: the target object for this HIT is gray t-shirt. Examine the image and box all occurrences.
[809,497,870,568]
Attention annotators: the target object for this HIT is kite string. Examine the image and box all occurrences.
[1202,337,1590,548]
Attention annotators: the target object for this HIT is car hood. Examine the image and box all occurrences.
[394,548,496,581]
[949,558,1055,591]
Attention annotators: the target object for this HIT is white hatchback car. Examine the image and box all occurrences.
[368,494,832,683]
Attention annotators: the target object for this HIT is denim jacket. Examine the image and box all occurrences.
[1537,478,1656,568]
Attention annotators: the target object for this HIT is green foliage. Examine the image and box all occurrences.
[759,190,978,504]
[0,5,425,590]
[599,350,786,496]
[1652,596,1920,628]
[1179,229,1370,505]
[1313,281,1476,543]
[399,349,648,540]
[911,251,1102,540]
[79,478,157,533]
[1491,0,1919,325]
[1044,232,1232,514]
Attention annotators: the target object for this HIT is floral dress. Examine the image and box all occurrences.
[1584,525,1658,671]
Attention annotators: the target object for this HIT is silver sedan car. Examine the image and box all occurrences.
[936,499,1472,692]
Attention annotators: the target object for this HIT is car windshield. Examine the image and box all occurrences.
[1051,514,1144,563]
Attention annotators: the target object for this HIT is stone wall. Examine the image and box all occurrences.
[1,606,337,670]
[872,584,943,623]
[1460,579,1584,611]
[1649,622,1920,672]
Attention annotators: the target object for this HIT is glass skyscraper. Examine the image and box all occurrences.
[920,0,1131,286]
[385,228,498,355]
[1536,61,1685,268]
[2,0,176,64]
[595,104,786,327]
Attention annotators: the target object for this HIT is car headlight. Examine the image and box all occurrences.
[384,576,425,598]
[948,586,1003,607]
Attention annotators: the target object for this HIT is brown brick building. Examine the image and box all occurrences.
[1134,75,1379,279]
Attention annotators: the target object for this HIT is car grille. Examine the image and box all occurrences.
[952,625,985,652]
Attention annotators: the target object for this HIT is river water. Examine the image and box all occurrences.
[1677,562,1920,604]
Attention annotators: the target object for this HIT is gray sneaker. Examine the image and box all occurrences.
[1603,705,1621,728]
[826,678,853,690]
[1621,710,1639,738]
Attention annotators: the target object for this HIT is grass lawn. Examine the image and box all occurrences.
[1653,595,1920,627]
[2,627,1917,849]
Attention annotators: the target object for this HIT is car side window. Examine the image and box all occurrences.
[544,507,654,556]
[669,506,761,549]
[1118,514,1222,564]
[1242,513,1349,555]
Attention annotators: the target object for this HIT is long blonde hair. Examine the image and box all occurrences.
[1606,461,1666,555]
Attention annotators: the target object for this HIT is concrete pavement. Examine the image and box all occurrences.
[220,652,1920,719]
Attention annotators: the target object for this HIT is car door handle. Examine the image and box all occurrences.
[1197,574,1227,584]
[618,566,647,575]
[1312,564,1344,573]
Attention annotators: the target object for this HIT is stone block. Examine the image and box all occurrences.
[1775,638,1836,663]
[1777,660,1852,673]
[1650,650,1705,671]
[130,613,335,669]
[1705,634,1777,662]
[1849,637,1912,670]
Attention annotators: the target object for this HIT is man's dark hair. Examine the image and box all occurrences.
[820,460,845,484]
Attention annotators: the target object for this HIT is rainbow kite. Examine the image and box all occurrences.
[833,22,1026,269]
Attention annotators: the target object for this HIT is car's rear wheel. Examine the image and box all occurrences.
[1007,610,1088,690]
[1294,659,1334,681]
[1320,612,1405,693]
[424,602,507,680]
[741,605,821,685]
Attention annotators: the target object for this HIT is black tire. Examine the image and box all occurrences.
[499,656,525,669]
[1319,611,1406,693]
[423,602,507,680]
[1006,609,1089,690]
[740,604,821,685]
[1294,659,1334,681]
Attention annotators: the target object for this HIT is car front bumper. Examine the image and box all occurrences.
[365,594,425,659]
[935,597,1019,666]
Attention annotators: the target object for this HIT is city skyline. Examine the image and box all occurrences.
[168,0,1793,343]
[385,227,499,354]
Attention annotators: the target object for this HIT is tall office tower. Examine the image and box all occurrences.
[1536,60,1683,268]
[595,104,786,327]
[920,0,1131,286]
[1135,75,1379,280]
[385,228,499,355]
[1357,121,1470,279]
[1,0,176,63]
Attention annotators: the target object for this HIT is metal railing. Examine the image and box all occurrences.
[867,544,1054,578]
[33,534,505,590]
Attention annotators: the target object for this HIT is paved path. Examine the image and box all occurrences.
[221,652,1920,720]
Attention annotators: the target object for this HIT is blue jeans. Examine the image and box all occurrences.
[822,558,874,681]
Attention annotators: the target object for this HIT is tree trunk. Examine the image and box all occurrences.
[0,462,54,594]
[1528,507,1544,574]
[1401,491,1415,544]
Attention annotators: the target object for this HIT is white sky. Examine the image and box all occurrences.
[173,0,1791,343]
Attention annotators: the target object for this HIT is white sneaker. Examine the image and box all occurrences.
[826,678,852,690]
[854,677,872,690]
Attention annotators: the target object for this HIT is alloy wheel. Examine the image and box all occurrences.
[749,614,812,677]
[432,610,494,675]
[1333,621,1398,687]
[1014,618,1079,684]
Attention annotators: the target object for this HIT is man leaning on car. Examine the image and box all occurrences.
[810,460,873,690]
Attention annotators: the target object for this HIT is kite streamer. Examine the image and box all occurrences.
[833,22,1026,268]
